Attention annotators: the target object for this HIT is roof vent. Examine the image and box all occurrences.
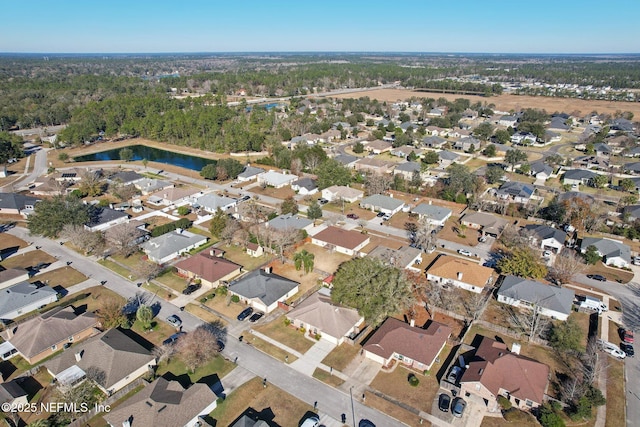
[511,343,521,355]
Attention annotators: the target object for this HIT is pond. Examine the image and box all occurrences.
[74,145,216,172]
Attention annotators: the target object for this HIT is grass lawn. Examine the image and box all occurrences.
[370,365,440,414]
[605,359,625,427]
[364,390,423,427]
[209,377,314,427]
[98,258,133,279]
[570,311,592,350]
[31,266,87,288]
[0,233,28,252]
[155,269,188,293]
[480,410,539,427]
[312,367,345,387]
[59,286,127,313]
[251,185,295,201]
[585,262,634,284]
[0,249,57,270]
[185,303,228,326]
[438,216,479,247]
[204,294,246,319]
[219,243,274,271]
[156,354,235,385]
[142,280,176,301]
[246,331,298,363]
[253,315,315,354]
[295,242,352,274]
[131,319,179,347]
[110,252,146,270]
[321,343,361,372]
[270,262,320,302]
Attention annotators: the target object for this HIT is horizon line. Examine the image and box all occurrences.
[1,51,640,56]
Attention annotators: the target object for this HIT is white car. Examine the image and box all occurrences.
[457,249,472,257]
[543,250,552,258]
[607,347,626,359]
[633,256,640,266]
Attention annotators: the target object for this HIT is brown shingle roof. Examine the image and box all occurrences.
[174,251,242,284]
[363,318,451,366]
[312,226,369,250]
[426,255,493,288]
[287,291,362,340]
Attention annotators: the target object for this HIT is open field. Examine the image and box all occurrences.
[329,88,640,117]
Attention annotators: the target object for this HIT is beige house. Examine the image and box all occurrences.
[426,255,494,293]
[246,242,264,257]
[174,249,242,288]
[321,186,364,203]
[311,226,370,256]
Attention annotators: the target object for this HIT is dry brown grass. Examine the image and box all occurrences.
[269,261,320,299]
[312,367,345,387]
[294,242,352,274]
[245,331,298,363]
[585,262,634,284]
[605,358,626,427]
[253,315,315,354]
[370,365,440,413]
[30,266,88,288]
[185,303,228,326]
[438,216,479,247]
[321,342,362,372]
[364,390,428,427]
[0,233,28,252]
[0,249,57,270]
[204,294,246,319]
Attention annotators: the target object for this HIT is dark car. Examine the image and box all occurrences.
[182,283,201,295]
[216,339,225,352]
[587,274,607,282]
[249,312,264,323]
[621,342,634,357]
[347,213,359,219]
[240,195,251,202]
[237,307,254,321]
[447,366,462,383]
[376,211,385,217]
[452,397,467,418]
[318,198,329,205]
[438,393,451,412]
[358,420,376,427]
[162,332,186,346]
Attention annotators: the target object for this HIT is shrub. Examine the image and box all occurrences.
[314,333,321,340]
[408,374,420,387]
[299,327,306,334]
[216,286,228,296]
[497,395,512,410]
[538,403,565,427]
[283,318,291,326]
[230,295,240,303]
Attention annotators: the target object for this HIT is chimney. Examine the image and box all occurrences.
[75,350,83,362]
[264,266,272,274]
[457,272,463,281]
[410,319,415,327]
[389,193,394,198]
[511,343,521,355]
[428,200,432,205]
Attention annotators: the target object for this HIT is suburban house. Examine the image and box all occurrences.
[574,155,610,171]
[425,126,446,136]
[333,154,359,168]
[0,268,30,290]
[623,204,640,221]
[510,132,537,145]
[393,162,422,180]
[548,116,571,132]
[354,158,395,174]
[390,146,423,159]
[0,380,28,407]
[365,139,393,154]
[45,328,156,394]
[0,193,40,217]
[311,226,370,256]
[492,181,535,204]
[461,211,509,237]
[453,136,481,152]
[363,318,452,372]
[594,143,612,157]
[367,245,423,271]
[291,177,318,195]
[237,165,266,182]
[426,255,494,293]
[528,161,554,181]
[107,171,143,186]
[147,187,201,206]
[544,130,562,143]
[195,193,237,213]
[438,151,460,168]
[422,135,447,149]
[562,169,598,187]
[579,237,631,268]
[104,377,217,427]
[52,168,86,183]
[623,162,640,175]
[84,207,130,232]
[321,186,363,203]
[498,115,518,127]
[174,250,242,288]
[1,306,99,364]
[227,267,299,313]
[266,213,314,234]
[412,203,452,227]
[246,242,264,258]
[497,275,575,320]
[257,170,297,188]
[522,224,566,253]
[141,229,208,264]
[359,194,405,215]
[0,282,58,321]
[459,336,549,412]
[558,191,595,204]
[134,178,173,195]
[104,220,150,248]
[286,288,364,345]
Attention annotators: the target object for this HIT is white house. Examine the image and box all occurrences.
[227,267,299,313]
[0,282,58,321]
[321,186,364,203]
[195,193,237,213]
[359,194,405,215]
[291,177,317,195]
[426,255,494,293]
[257,170,298,188]
[412,203,452,227]
[140,229,208,264]
[497,275,575,320]
[522,224,566,253]
[311,226,370,256]
[579,237,631,268]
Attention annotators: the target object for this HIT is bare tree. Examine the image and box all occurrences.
[549,251,587,285]
[177,324,221,372]
[460,292,487,321]
[220,218,241,245]
[304,152,322,172]
[271,227,300,263]
[78,169,105,196]
[96,297,128,328]
[364,172,392,195]
[134,260,163,284]
[153,342,178,364]
[110,182,139,202]
[413,216,436,252]
[61,224,104,255]
[506,304,550,342]
[85,366,107,387]
[290,157,303,176]
[105,222,142,257]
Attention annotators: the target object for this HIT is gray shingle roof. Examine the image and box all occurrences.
[141,230,208,261]
[394,162,421,173]
[228,269,299,307]
[563,169,597,180]
[360,194,404,211]
[529,161,553,176]
[267,214,312,231]
[522,224,566,245]
[439,150,459,161]
[412,204,452,222]
[580,237,631,263]
[291,177,317,191]
[196,194,236,211]
[498,275,574,316]
[237,166,265,179]
[0,193,40,211]
[0,282,57,319]
[496,181,534,199]
[85,207,129,228]
[333,154,358,165]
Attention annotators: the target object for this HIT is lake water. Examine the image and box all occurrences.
[74,145,215,172]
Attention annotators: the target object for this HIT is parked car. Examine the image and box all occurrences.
[237,307,254,321]
[457,249,472,257]
[478,236,487,243]
[182,283,201,295]
[622,329,634,344]
[240,195,251,202]
[166,314,182,328]
[587,274,607,282]
[438,393,451,412]
[447,366,462,383]
[452,397,467,418]
[300,415,320,427]
[542,250,552,258]
[216,339,225,352]
[358,420,376,427]
[376,211,385,217]
[347,213,359,219]
[382,214,392,221]
[621,343,634,357]
[318,198,329,205]
[162,332,186,346]
[249,312,264,322]
[633,256,640,266]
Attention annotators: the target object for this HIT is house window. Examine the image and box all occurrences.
[525,399,533,407]
[51,345,57,351]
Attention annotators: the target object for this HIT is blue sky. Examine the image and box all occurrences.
[2,0,638,53]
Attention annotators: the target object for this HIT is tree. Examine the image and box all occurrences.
[591,174,608,188]
[0,131,24,164]
[422,151,439,164]
[485,165,504,184]
[58,152,69,162]
[364,172,392,195]
[77,169,105,197]
[200,163,218,180]
[549,317,583,352]
[176,324,221,372]
[106,222,141,257]
[482,144,497,157]
[136,304,154,330]
[519,163,531,175]
[96,297,129,329]
[331,257,415,326]
[177,205,190,216]
[494,129,511,144]
[271,227,300,263]
[497,247,548,279]
[209,208,227,238]
[538,403,566,427]
[293,249,315,274]
[28,195,91,238]
[307,200,323,222]
[61,224,104,255]
[549,251,586,285]
[583,245,601,265]
[134,260,163,284]
[446,163,478,197]
[280,196,299,215]
[620,178,636,192]
[473,122,494,141]
[119,147,134,162]
[506,302,549,342]
[220,217,241,245]
[316,158,352,189]
[110,182,138,202]
[504,149,528,170]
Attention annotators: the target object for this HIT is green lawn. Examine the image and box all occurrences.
[219,244,274,271]
[246,332,298,363]
[156,355,235,385]
[155,269,188,293]
[98,259,133,279]
[253,316,315,354]
[0,250,56,270]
